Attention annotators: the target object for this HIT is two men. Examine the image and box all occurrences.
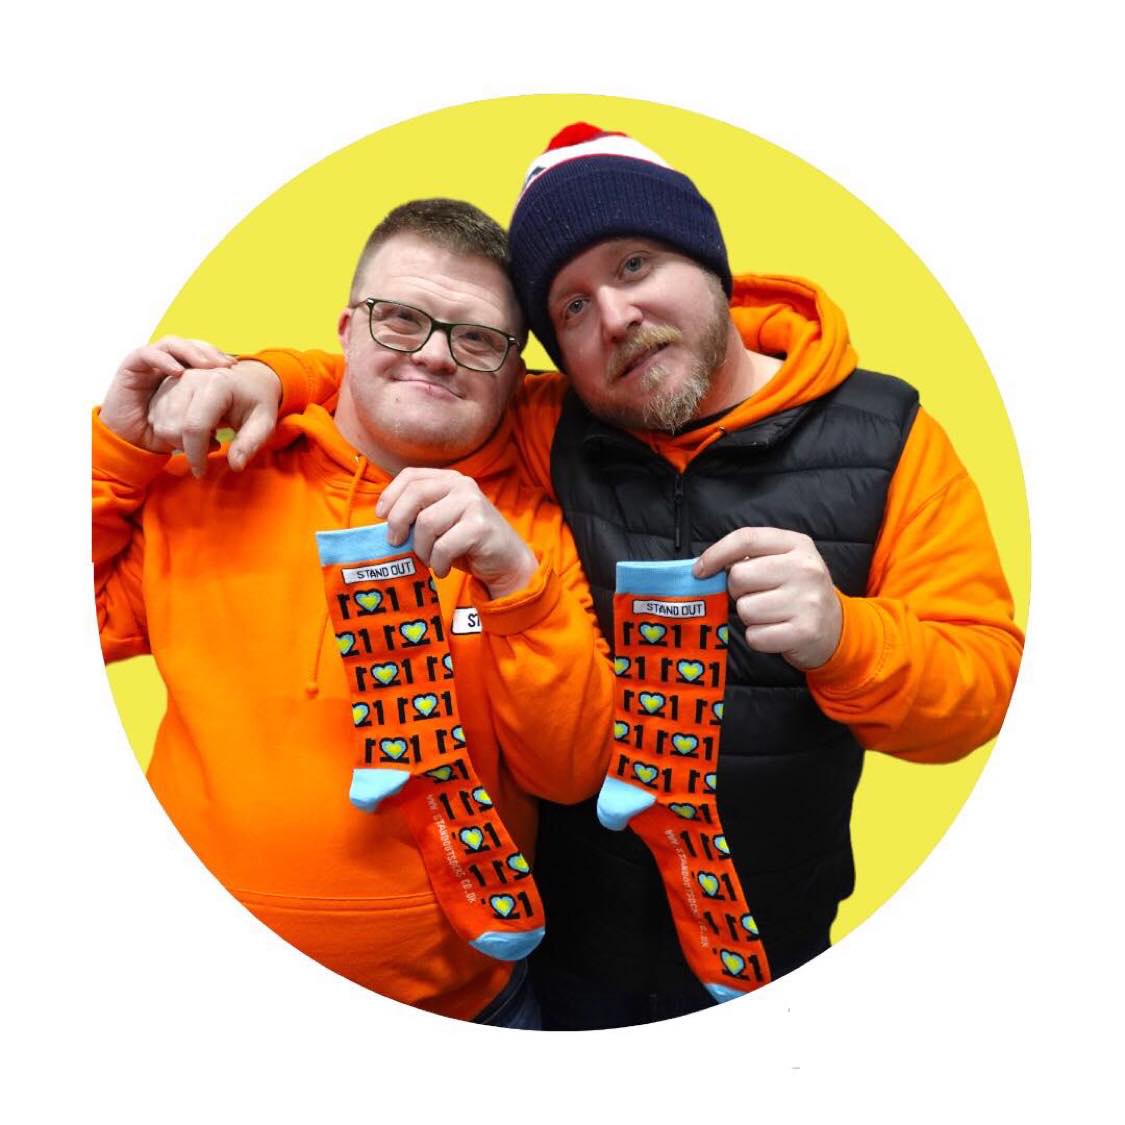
[246,124,1022,1028]
[93,199,614,1026]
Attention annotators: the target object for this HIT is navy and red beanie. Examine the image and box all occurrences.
[508,122,731,369]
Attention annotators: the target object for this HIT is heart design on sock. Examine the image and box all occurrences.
[412,693,439,718]
[489,894,517,919]
[472,786,492,807]
[638,622,667,645]
[671,733,699,755]
[676,659,704,683]
[720,949,746,977]
[704,772,717,792]
[458,827,485,851]
[336,632,356,656]
[507,852,530,875]
[741,913,759,936]
[713,834,730,856]
[371,662,399,685]
[399,620,428,645]
[669,803,697,819]
[379,737,409,760]
[351,702,370,726]
[442,653,453,674]
[717,624,729,647]
[712,701,724,721]
[354,589,383,613]
[614,656,631,676]
[451,725,466,745]
[638,691,666,715]
[614,720,630,741]
[697,871,721,897]
[632,763,659,786]
[425,765,454,782]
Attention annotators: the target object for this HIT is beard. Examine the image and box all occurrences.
[597,279,731,433]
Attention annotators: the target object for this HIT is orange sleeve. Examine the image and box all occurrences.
[507,372,568,498]
[250,348,344,420]
[471,500,614,804]
[91,408,170,662]
[806,408,1024,762]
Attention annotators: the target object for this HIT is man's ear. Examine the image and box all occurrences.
[337,307,353,347]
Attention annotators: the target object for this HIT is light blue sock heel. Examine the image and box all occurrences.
[597,776,657,830]
[349,767,411,812]
[470,926,546,961]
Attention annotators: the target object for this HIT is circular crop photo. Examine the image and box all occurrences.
[93,93,1028,1030]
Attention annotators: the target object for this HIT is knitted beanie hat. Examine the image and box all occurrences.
[509,122,731,368]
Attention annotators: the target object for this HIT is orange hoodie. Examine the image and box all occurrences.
[93,401,614,1020]
[256,273,1023,763]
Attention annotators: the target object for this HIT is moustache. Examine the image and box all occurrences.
[607,325,682,382]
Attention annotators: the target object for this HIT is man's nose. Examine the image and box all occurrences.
[595,286,643,342]
[410,327,458,374]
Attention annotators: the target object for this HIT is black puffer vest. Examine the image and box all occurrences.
[532,368,920,1004]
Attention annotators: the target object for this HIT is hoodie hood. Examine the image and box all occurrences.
[639,273,858,470]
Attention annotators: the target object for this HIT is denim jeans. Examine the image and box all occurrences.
[471,959,542,1030]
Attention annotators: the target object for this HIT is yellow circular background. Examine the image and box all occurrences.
[104,93,1029,947]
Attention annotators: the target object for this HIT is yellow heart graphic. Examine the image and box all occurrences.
[459,827,484,851]
[614,657,631,676]
[379,738,408,760]
[639,692,665,714]
[614,721,630,741]
[351,703,369,726]
[639,623,667,644]
[400,620,427,644]
[507,853,530,874]
[372,663,398,685]
[720,950,745,976]
[336,633,356,655]
[490,894,516,918]
[697,872,720,897]
[354,590,382,613]
[413,694,438,717]
[671,733,698,755]
[677,660,704,682]
[472,787,492,807]
[633,763,659,785]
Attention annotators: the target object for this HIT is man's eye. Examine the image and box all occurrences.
[565,297,587,318]
[622,255,646,274]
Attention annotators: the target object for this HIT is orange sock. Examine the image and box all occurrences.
[597,559,771,1001]
[317,523,545,962]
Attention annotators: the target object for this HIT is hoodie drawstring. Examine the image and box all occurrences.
[305,455,369,698]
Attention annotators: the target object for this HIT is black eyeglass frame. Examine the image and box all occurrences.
[353,297,522,374]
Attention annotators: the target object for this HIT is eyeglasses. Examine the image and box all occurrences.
[353,298,521,374]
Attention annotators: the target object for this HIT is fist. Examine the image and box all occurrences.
[374,467,538,599]
[694,526,843,670]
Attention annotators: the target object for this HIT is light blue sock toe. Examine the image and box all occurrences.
[470,926,546,961]
[705,982,748,1004]
[597,776,657,830]
[349,767,411,812]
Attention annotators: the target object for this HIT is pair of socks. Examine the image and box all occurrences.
[317,523,544,962]
[597,559,772,1001]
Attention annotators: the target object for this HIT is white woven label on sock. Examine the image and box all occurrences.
[342,557,417,583]
[631,599,706,619]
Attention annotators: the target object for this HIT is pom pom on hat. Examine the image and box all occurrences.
[509,122,731,369]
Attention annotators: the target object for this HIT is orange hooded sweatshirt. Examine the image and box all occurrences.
[93,401,614,1020]
[257,273,1023,763]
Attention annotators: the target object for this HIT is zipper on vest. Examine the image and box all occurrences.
[672,474,685,551]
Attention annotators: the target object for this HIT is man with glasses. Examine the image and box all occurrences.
[92,198,614,1027]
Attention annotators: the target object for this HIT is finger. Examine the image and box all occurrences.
[380,474,462,544]
[227,401,276,471]
[186,339,237,367]
[694,526,803,578]
[409,493,469,565]
[151,336,232,370]
[375,467,450,520]
[181,377,233,478]
[742,621,802,655]
[725,554,792,598]
[734,589,793,628]
[120,346,186,385]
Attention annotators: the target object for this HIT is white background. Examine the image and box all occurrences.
[4,1,1122,1120]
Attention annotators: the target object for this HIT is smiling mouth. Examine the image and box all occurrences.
[394,377,462,399]
[616,342,669,382]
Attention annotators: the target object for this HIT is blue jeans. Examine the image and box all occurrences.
[471,960,542,1030]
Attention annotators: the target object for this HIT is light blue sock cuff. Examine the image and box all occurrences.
[615,558,727,597]
[470,927,546,961]
[705,982,748,1004]
[349,767,411,812]
[316,524,416,566]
